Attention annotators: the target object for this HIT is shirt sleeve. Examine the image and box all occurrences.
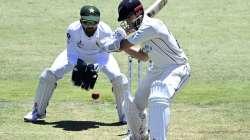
[99,21,113,38]
[66,27,78,65]
[127,24,157,45]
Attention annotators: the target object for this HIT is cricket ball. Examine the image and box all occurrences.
[91,92,100,100]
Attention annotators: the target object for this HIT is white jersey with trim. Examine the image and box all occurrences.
[127,15,188,68]
[66,21,113,65]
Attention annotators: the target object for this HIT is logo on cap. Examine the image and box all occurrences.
[89,8,95,13]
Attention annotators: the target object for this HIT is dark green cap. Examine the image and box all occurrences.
[80,5,100,22]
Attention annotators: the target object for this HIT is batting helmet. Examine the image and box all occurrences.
[118,0,144,32]
[118,0,144,21]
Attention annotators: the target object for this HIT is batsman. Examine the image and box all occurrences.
[24,5,128,124]
[99,0,191,139]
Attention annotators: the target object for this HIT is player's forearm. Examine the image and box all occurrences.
[67,44,78,65]
[120,39,149,61]
[124,47,149,61]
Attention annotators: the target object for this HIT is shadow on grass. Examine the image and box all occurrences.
[32,120,125,131]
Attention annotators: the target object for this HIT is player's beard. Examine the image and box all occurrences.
[85,28,97,37]
[84,27,97,37]
[131,15,143,30]
[120,15,143,33]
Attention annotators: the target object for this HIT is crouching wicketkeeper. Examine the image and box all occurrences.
[24,5,128,124]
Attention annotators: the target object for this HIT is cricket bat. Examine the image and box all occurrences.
[145,0,168,17]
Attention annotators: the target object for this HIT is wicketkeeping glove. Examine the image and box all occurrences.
[80,63,99,90]
[72,59,99,90]
[72,59,87,86]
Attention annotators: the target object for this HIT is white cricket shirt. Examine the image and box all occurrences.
[66,21,113,65]
[127,15,188,68]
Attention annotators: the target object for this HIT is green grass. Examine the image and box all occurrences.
[0,0,250,139]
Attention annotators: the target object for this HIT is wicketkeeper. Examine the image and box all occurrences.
[99,0,191,139]
[24,5,128,124]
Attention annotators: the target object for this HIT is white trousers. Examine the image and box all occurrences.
[134,63,191,111]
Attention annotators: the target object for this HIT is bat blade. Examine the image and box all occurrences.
[145,0,168,17]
